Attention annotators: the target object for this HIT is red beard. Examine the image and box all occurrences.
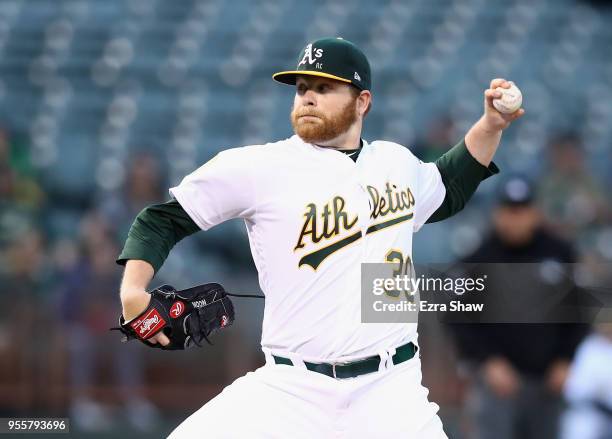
[291,98,357,144]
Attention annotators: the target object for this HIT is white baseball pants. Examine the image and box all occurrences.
[168,351,447,438]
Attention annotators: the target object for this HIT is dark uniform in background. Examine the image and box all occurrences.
[451,176,588,439]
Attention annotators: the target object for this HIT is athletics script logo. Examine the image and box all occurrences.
[295,182,415,270]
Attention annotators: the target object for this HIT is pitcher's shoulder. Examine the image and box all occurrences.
[368,139,419,161]
[218,137,297,160]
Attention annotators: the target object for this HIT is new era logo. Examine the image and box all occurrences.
[354,72,361,81]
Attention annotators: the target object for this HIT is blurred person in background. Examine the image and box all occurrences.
[0,125,45,252]
[100,150,166,241]
[560,323,612,439]
[57,212,159,432]
[0,227,49,413]
[0,125,53,414]
[0,126,44,210]
[537,133,610,242]
[451,176,588,439]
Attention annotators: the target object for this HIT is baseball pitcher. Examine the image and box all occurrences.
[115,38,524,438]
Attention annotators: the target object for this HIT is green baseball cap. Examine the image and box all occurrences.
[273,37,371,91]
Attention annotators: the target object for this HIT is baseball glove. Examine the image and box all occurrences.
[112,283,235,350]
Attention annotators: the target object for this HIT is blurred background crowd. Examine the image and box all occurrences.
[0,0,611,437]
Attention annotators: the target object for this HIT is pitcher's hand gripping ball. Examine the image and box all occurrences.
[492,81,523,114]
[112,283,235,350]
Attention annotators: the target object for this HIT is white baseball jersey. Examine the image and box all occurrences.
[170,135,445,362]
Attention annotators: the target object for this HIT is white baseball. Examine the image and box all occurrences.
[492,82,522,114]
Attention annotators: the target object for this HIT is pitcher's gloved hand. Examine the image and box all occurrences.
[112,283,235,350]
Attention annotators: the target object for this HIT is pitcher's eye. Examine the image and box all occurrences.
[297,84,307,95]
[317,84,330,93]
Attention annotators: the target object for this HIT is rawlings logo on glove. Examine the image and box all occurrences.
[132,310,165,337]
[169,301,185,318]
[111,283,236,350]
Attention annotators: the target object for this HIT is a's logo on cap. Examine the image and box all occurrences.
[298,43,324,67]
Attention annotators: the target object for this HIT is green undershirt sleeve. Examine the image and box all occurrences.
[426,139,499,224]
[116,198,200,274]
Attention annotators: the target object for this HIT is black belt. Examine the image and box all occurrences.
[273,341,417,379]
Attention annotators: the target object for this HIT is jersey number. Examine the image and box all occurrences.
[384,249,414,300]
